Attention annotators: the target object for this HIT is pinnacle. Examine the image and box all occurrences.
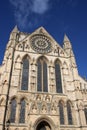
[63,34,70,43]
[12,25,19,33]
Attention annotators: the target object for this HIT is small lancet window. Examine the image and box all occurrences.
[21,56,29,90]
[67,101,73,125]
[84,108,87,124]
[10,98,17,123]
[59,101,64,124]
[55,60,62,93]
[19,99,26,123]
[37,57,48,92]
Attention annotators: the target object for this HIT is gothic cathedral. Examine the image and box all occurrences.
[0,26,87,130]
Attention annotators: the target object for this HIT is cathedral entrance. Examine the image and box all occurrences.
[36,121,51,130]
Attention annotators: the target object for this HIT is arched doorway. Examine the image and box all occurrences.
[36,121,51,130]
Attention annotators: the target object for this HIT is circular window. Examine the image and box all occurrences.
[30,34,52,54]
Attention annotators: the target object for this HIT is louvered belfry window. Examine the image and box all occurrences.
[21,57,29,90]
[37,57,48,92]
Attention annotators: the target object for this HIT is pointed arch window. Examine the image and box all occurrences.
[67,101,73,125]
[10,98,17,123]
[21,57,29,90]
[59,101,64,124]
[37,57,48,92]
[84,108,87,124]
[55,60,62,93]
[19,99,26,123]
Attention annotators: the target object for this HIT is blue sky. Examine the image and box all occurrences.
[0,0,87,78]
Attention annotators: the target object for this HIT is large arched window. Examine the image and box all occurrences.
[84,108,87,124]
[10,98,17,123]
[55,60,62,93]
[19,99,26,123]
[37,57,48,92]
[59,101,64,124]
[67,101,73,125]
[21,56,29,90]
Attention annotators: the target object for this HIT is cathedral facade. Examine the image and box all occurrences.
[0,26,87,130]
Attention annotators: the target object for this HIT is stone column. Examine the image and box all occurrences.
[15,101,20,123]
[30,62,37,92]
[48,64,55,93]
[71,106,77,125]
[79,108,86,126]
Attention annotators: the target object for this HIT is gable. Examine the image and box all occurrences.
[16,27,67,57]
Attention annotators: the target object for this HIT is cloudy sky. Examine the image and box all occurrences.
[0,0,87,78]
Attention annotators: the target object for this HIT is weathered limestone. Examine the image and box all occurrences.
[0,26,87,130]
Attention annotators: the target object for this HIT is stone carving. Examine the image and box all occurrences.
[24,43,30,50]
[18,43,23,51]
[51,103,57,114]
[39,28,44,34]
[54,45,64,57]
[36,95,41,101]
[41,103,47,113]
[17,41,30,52]
[45,95,50,102]
[32,103,37,113]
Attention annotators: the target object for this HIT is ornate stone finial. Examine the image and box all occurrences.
[39,27,44,34]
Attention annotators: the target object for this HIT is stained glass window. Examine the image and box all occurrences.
[84,108,87,124]
[37,60,42,91]
[43,61,48,92]
[21,57,29,90]
[19,99,26,123]
[59,101,64,124]
[37,57,48,92]
[10,98,17,123]
[55,61,62,93]
[67,102,73,125]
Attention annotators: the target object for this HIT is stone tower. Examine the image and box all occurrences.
[0,26,87,130]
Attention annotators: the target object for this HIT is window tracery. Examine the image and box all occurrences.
[37,57,48,92]
[55,60,62,93]
[21,56,29,90]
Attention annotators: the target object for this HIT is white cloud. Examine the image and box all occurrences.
[32,0,49,14]
[9,0,50,29]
